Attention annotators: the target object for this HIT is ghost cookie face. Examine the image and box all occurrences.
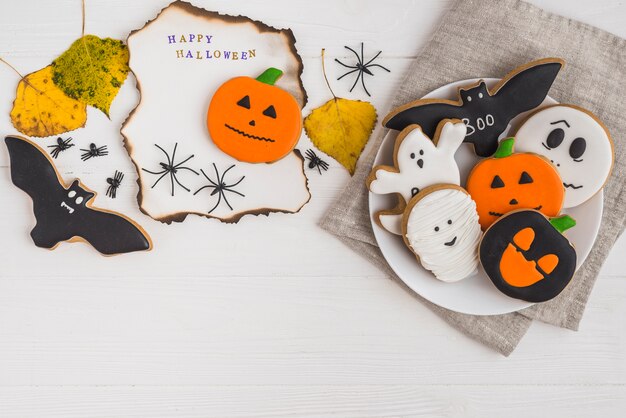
[402,185,482,283]
[466,137,564,230]
[367,119,467,234]
[515,104,613,208]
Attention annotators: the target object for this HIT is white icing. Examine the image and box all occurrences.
[378,213,403,235]
[369,121,466,234]
[516,105,612,208]
[405,188,481,283]
[122,3,310,222]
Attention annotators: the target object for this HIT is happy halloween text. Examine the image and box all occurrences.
[167,34,256,60]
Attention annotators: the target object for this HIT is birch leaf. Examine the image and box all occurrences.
[52,35,130,117]
[304,98,376,175]
[10,66,87,137]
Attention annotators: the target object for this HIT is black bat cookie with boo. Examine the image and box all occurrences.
[5,135,152,256]
[382,58,564,157]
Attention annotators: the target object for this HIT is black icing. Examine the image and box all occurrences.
[546,128,564,148]
[491,175,505,188]
[4,136,151,255]
[569,137,586,160]
[237,95,251,109]
[263,105,277,118]
[384,59,563,157]
[480,210,576,303]
[519,171,533,184]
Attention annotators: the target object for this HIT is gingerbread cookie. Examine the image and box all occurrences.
[402,185,482,283]
[123,1,310,223]
[480,210,577,303]
[5,135,152,256]
[367,119,467,235]
[207,67,302,164]
[466,137,564,230]
[383,58,564,157]
[514,104,613,208]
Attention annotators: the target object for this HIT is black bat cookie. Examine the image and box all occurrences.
[5,135,152,255]
[383,58,564,157]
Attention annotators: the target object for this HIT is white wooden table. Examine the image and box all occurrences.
[1,0,625,416]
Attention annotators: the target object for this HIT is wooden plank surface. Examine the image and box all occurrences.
[0,0,625,416]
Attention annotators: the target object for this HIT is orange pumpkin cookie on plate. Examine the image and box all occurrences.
[466,137,564,230]
[479,210,576,302]
[207,67,302,164]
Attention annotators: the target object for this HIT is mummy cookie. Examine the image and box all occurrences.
[207,67,303,164]
[367,119,467,235]
[515,104,613,208]
[402,185,482,283]
[5,136,152,256]
[480,210,577,302]
[383,58,564,157]
[466,137,564,230]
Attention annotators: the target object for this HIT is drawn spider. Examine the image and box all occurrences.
[48,136,74,159]
[194,163,245,214]
[80,143,108,161]
[141,143,199,196]
[305,149,330,175]
[335,42,390,97]
[106,170,124,199]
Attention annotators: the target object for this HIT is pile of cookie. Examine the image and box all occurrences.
[368,58,614,303]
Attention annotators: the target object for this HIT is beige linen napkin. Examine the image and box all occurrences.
[320,0,626,356]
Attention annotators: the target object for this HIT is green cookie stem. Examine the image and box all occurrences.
[256,67,283,85]
[493,137,515,158]
[549,215,576,234]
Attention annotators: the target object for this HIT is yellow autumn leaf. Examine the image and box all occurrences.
[10,66,87,137]
[52,35,130,117]
[304,97,377,175]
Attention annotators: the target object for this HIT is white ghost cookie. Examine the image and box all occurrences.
[515,104,613,208]
[402,185,482,283]
[367,119,466,235]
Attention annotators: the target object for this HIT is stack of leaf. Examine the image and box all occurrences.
[10,35,130,137]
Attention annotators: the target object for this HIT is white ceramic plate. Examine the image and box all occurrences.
[369,78,604,315]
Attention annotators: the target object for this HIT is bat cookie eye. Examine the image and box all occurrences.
[75,196,84,204]
[467,96,472,102]
[68,190,76,198]
[478,93,483,99]
[569,137,586,160]
[546,128,564,148]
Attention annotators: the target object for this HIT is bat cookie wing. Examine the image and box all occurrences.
[492,58,564,117]
[5,135,64,200]
[71,207,152,255]
[383,101,464,135]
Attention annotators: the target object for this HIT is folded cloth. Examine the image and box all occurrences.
[320,0,626,356]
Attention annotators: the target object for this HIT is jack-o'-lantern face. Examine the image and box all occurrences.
[466,137,564,230]
[479,210,577,302]
[207,68,302,163]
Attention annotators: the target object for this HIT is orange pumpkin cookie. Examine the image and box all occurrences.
[207,67,302,163]
[466,137,564,230]
[479,210,576,302]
